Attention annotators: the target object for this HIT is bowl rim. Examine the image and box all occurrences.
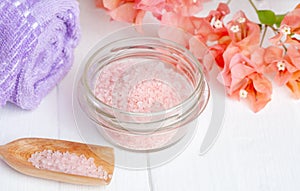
[81,36,207,117]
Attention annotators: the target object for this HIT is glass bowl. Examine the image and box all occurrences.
[77,25,210,151]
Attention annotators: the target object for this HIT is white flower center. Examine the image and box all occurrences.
[237,17,246,23]
[277,61,286,71]
[239,89,248,99]
[281,26,291,35]
[193,0,197,3]
[230,25,240,33]
[213,20,223,29]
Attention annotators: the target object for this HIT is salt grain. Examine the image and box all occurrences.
[28,150,111,180]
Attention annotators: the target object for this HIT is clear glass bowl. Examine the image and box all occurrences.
[77,26,210,151]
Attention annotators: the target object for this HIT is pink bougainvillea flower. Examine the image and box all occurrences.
[281,4,300,34]
[226,11,260,52]
[204,3,230,41]
[269,25,296,45]
[261,46,298,85]
[192,3,230,69]
[219,53,272,112]
[219,11,261,77]
[159,2,231,72]
[270,4,300,45]
[286,70,300,99]
[221,53,256,95]
[183,3,230,43]
[243,73,273,112]
[160,3,230,44]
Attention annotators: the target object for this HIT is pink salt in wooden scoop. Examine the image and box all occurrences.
[0,138,114,185]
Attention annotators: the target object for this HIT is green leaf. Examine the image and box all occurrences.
[257,10,276,26]
[275,14,286,28]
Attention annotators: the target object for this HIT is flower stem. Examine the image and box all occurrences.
[226,0,232,5]
[281,42,288,52]
[260,25,268,47]
[248,0,258,12]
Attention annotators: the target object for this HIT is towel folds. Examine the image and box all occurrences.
[0,0,80,109]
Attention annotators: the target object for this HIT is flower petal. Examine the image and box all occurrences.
[286,70,300,99]
[135,0,165,15]
[209,44,228,68]
[135,10,146,25]
[251,73,272,95]
[103,0,122,10]
[229,56,256,94]
[251,47,265,73]
[264,46,284,63]
[248,74,272,112]
[109,3,137,23]
[217,2,230,15]
[274,71,292,86]
[287,45,300,69]
[95,0,105,8]
[281,8,300,34]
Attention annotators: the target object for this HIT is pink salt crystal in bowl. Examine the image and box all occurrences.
[77,34,210,151]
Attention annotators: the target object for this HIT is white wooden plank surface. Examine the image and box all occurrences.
[0,90,61,191]
[55,1,150,191]
[150,98,300,191]
[149,1,300,191]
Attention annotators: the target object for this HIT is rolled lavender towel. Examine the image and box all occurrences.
[0,0,80,109]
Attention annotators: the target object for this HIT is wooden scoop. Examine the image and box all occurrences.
[0,138,114,185]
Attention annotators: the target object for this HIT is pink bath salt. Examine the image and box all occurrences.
[28,150,111,180]
[94,59,193,150]
[94,60,192,112]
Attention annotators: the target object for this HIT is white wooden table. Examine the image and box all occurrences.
[1,0,300,190]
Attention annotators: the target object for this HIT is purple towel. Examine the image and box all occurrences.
[0,0,80,109]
